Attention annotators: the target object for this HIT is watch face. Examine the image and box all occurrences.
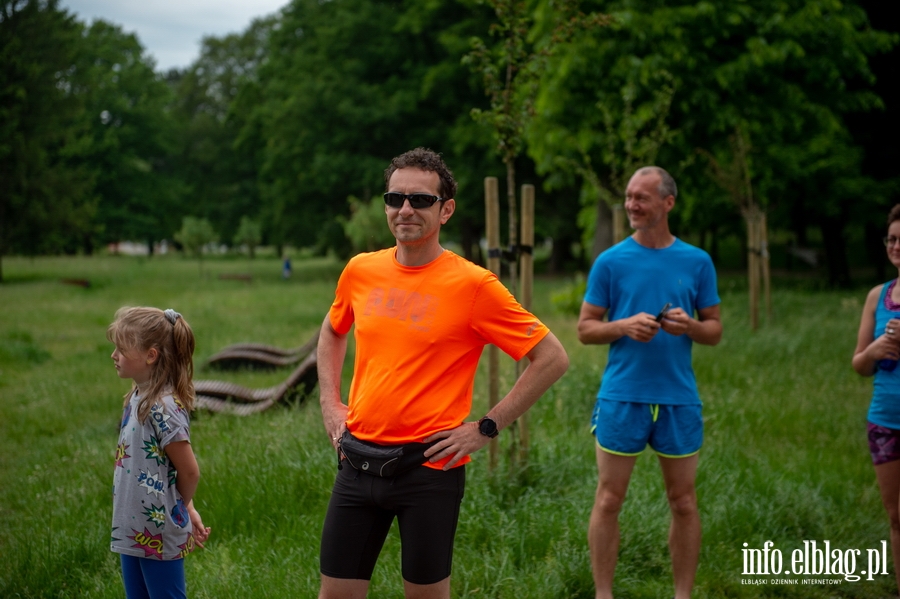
[480,417,498,437]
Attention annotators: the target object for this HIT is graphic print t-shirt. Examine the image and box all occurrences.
[110,392,195,560]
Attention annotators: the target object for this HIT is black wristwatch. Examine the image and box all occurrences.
[478,416,499,438]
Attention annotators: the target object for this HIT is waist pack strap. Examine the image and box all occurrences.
[339,430,439,477]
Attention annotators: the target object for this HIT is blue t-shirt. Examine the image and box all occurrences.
[870,282,900,428]
[584,237,720,405]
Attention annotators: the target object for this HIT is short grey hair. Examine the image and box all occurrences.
[634,166,677,200]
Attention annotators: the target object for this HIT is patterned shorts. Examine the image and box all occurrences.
[868,422,900,466]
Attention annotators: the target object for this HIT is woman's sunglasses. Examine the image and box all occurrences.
[383,193,444,209]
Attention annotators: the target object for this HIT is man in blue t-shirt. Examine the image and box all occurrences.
[578,166,722,599]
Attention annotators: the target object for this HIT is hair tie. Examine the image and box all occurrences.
[164,309,181,325]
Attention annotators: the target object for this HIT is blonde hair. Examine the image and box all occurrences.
[107,307,196,422]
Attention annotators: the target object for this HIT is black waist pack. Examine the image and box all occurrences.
[339,430,438,477]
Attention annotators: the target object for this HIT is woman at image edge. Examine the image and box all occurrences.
[853,203,900,595]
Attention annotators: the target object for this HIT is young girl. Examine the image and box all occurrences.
[108,307,211,599]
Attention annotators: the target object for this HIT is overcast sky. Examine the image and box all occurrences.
[61,0,289,72]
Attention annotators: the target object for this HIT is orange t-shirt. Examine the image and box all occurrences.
[329,248,549,468]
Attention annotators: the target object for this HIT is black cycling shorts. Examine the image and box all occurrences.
[319,461,466,585]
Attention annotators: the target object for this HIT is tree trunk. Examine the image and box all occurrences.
[505,157,518,293]
[591,198,614,261]
[484,177,501,472]
[790,196,809,247]
[548,234,574,274]
[503,158,523,471]
[866,221,886,282]
[744,208,760,331]
[710,225,719,264]
[819,215,852,288]
[761,213,772,321]
[516,184,535,465]
[459,217,482,265]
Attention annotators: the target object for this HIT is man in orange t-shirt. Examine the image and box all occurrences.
[317,147,568,599]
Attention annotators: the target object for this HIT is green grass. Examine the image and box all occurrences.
[0,255,895,597]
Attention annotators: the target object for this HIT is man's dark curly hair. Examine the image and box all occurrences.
[384,147,458,200]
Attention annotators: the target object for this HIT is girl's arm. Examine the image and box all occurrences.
[187,500,211,547]
[165,440,200,505]
[166,440,211,547]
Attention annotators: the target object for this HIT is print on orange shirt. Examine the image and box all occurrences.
[364,287,439,332]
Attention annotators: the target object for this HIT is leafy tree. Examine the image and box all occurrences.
[1,2,187,280]
[175,216,217,274]
[234,0,499,258]
[73,19,184,252]
[340,196,395,254]
[530,0,895,284]
[463,0,610,468]
[0,0,95,280]
[238,0,420,252]
[170,17,276,243]
[530,65,676,257]
[842,0,900,283]
[233,216,261,257]
[466,0,610,277]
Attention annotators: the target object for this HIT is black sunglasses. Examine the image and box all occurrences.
[383,192,444,209]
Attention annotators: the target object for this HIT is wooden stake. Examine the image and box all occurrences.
[761,212,772,321]
[519,185,534,312]
[746,208,760,331]
[506,164,518,305]
[517,184,535,462]
[485,177,501,471]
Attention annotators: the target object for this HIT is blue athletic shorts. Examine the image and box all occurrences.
[591,398,703,457]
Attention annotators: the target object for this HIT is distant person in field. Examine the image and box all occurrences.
[577,166,722,599]
[852,203,900,594]
[107,307,211,599]
[316,147,568,599]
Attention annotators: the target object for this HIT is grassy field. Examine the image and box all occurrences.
[0,254,895,598]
